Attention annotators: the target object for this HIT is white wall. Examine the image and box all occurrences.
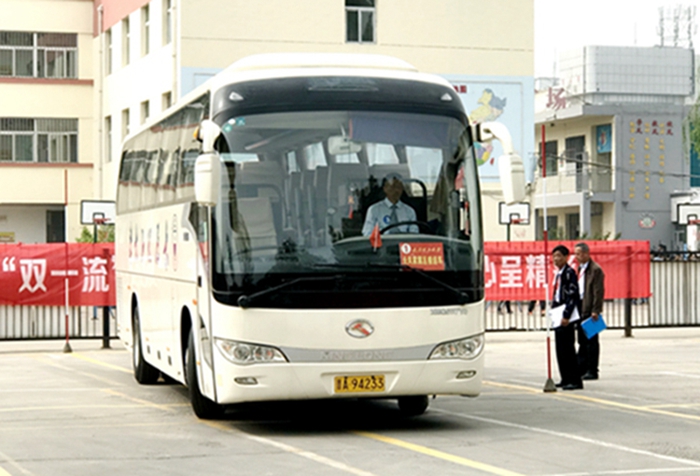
[0,205,64,243]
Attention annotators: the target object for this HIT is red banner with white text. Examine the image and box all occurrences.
[483,241,650,301]
[0,243,115,306]
[0,241,650,306]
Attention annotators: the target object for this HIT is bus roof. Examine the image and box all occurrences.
[126,53,455,144]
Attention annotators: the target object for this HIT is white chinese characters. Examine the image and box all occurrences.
[82,256,110,293]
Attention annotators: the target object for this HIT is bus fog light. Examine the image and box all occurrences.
[456,370,477,379]
[234,377,258,385]
[215,338,288,365]
[429,334,484,360]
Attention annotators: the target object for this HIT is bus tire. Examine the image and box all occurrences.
[186,331,224,419]
[397,396,429,416]
[132,305,160,384]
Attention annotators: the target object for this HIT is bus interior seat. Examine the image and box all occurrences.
[234,197,278,257]
[234,161,285,235]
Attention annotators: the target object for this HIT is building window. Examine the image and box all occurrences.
[105,116,112,163]
[140,100,150,124]
[162,91,172,110]
[105,29,112,75]
[141,5,150,57]
[0,118,78,163]
[122,18,130,66]
[544,140,558,176]
[163,0,173,45]
[46,210,65,243]
[346,0,375,43]
[121,109,130,140]
[0,31,77,78]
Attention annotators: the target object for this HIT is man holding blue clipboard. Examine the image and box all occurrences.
[575,243,606,381]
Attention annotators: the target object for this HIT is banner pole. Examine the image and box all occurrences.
[63,169,72,353]
[542,124,555,392]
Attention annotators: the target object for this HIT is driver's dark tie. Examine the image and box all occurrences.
[389,204,398,230]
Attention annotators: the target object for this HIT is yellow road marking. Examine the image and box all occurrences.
[354,431,525,476]
[0,466,11,476]
[484,380,700,423]
[70,352,132,374]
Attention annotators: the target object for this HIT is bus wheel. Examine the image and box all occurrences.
[186,331,224,419]
[132,305,160,384]
[397,396,429,417]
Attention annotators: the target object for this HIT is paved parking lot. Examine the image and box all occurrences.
[1,327,699,476]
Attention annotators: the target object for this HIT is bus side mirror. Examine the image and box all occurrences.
[195,153,221,206]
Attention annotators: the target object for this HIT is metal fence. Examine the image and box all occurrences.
[486,253,700,331]
[0,305,116,341]
[1,255,698,340]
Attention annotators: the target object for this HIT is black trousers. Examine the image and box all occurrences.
[577,325,600,376]
[555,324,582,385]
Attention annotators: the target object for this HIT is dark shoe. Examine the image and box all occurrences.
[555,381,564,388]
[582,372,598,381]
[562,383,583,390]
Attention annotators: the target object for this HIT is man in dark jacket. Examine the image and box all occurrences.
[575,242,605,380]
[552,245,583,390]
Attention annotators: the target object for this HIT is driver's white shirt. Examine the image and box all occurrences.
[362,198,418,236]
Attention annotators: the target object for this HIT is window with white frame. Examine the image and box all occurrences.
[163,0,173,45]
[141,5,150,57]
[105,29,112,75]
[105,116,112,162]
[0,31,77,78]
[162,91,172,110]
[122,18,130,66]
[121,108,130,140]
[0,118,78,163]
[345,0,375,43]
[140,100,150,124]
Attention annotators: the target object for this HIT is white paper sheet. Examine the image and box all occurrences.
[549,304,580,329]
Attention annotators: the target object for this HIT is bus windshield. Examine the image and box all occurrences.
[211,110,483,308]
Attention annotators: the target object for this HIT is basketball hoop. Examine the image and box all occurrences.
[689,219,700,226]
[510,218,523,225]
[93,217,107,226]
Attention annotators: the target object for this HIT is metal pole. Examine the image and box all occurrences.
[63,169,72,353]
[102,306,111,349]
[624,245,633,337]
[542,124,556,392]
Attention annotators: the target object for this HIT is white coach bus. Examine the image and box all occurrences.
[115,53,524,419]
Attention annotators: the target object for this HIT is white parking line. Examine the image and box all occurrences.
[205,421,378,476]
[433,409,700,470]
[0,450,33,476]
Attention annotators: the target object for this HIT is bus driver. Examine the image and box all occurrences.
[362,173,419,236]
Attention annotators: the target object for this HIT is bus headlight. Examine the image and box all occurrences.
[429,334,484,361]
[215,338,288,365]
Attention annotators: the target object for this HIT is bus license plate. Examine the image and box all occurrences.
[334,375,385,393]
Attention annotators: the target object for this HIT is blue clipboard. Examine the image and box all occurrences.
[581,315,607,339]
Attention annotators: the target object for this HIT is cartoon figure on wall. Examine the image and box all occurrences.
[469,89,507,166]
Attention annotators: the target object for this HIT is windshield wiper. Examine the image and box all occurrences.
[237,275,339,309]
[313,263,470,304]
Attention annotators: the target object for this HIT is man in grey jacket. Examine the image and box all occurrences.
[574,242,605,380]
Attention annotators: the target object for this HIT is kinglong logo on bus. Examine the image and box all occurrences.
[346,319,374,338]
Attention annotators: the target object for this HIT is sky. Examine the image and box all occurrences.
[535,0,700,77]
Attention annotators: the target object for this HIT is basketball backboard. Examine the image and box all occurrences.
[499,202,530,225]
[80,200,116,225]
[677,203,700,225]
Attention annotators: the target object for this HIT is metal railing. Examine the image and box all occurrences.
[0,305,116,342]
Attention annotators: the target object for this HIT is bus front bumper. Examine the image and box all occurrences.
[212,357,483,405]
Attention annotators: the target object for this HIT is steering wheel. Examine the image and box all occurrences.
[380,220,433,235]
